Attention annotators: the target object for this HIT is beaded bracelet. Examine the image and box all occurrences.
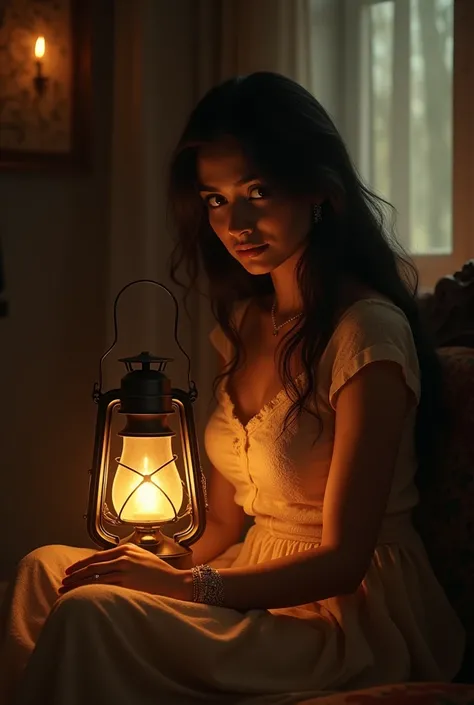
[191,564,225,606]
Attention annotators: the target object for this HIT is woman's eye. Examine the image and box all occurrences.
[249,185,268,200]
[204,186,268,208]
[206,194,227,209]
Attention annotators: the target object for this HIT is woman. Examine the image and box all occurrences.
[1,72,465,705]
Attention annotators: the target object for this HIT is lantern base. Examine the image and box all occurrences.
[122,528,193,569]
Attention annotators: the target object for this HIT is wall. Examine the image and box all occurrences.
[0,1,114,579]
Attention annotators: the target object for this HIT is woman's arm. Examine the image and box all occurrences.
[191,465,245,565]
[178,360,413,609]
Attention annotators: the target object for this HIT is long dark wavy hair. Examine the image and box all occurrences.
[168,72,443,489]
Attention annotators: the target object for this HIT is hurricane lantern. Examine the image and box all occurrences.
[86,280,207,569]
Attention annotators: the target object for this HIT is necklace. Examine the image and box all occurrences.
[271,301,303,336]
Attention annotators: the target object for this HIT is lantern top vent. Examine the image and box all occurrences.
[118,351,173,373]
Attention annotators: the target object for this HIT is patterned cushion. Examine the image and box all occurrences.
[298,683,474,704]
[414,348,474,664]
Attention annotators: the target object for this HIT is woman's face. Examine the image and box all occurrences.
[197,138,313,275]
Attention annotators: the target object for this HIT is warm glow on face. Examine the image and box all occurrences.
[111,436,183,524]
[35,36,45,59]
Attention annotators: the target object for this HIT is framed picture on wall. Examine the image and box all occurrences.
[0,0,92,170]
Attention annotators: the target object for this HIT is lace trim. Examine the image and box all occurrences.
[219,372,306,435]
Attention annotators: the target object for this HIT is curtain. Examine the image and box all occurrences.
[105,0,196,392]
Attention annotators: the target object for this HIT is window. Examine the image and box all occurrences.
[343,0,473,288]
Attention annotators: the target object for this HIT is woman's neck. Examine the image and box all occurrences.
[270,250,303,317]
[269,263,372,320]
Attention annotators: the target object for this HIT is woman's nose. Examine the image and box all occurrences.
[227,199,255,239]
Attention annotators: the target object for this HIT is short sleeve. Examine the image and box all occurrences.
[327,299,421,409]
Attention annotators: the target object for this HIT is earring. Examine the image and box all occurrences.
[312,203,322,225]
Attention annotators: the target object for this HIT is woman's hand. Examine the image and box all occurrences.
[59,543,192,600]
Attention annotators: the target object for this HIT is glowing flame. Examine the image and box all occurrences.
[35,37,45,59]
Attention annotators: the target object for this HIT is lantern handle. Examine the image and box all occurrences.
[93,279,197,404]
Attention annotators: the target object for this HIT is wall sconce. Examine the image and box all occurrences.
[0,0,92,168]
[33,35,48,96]
[86,280,208,569]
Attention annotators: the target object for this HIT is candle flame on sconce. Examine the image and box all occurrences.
[33,36,48,96]
[35,36,45,59]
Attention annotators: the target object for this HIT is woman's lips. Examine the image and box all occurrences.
[235,244,269,259]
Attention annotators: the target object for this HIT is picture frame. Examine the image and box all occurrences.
[0,0,92,170]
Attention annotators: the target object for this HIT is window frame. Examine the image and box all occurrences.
[342,0,474,289]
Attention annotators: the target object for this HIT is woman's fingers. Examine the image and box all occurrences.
[61,558,124,587]
[58,570,123,594]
